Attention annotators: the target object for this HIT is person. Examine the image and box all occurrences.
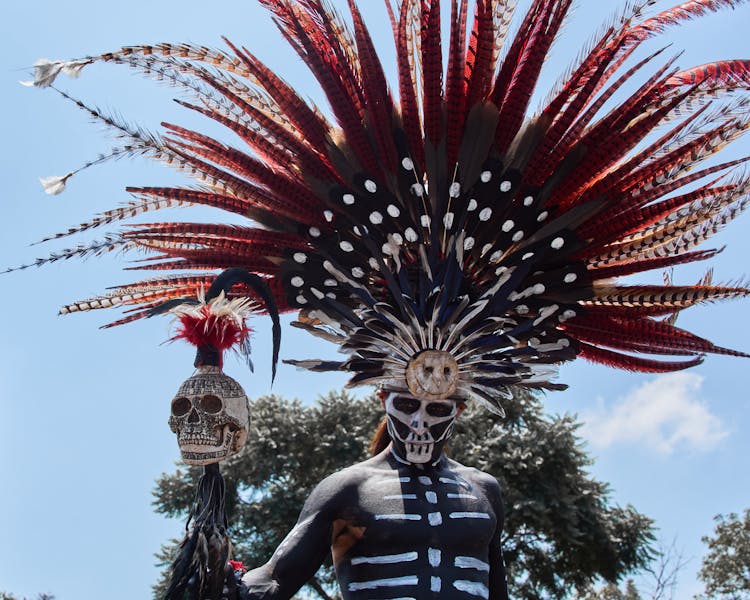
[240,391,509,600]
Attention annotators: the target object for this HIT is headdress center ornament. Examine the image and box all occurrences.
[406,350,460,401]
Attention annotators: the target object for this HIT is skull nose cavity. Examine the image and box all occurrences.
[187,408,200,423]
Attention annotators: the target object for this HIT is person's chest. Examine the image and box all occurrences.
[357,467,496,546]
[331,466,497,598]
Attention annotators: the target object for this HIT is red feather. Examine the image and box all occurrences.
[422,0,444,144]
[395,0,425,171]
[225,39,330,152]
[588,249,720,281]
[666,59,750,89]
[577,342,704,372]
[347,0,399,172]
[494,0,573,155]
[464,0,497,108]
[173,306,252,354]
[445,0,469,166]
[576,184,733,252]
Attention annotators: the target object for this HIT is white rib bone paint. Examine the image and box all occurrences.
[418,476,432,485]
[348,576,419,591]
[449,512,491,519]
[428,548,441,567]
[453,580,490,598]
[425,491,438,504]
[375,476,412,485]
[375,513,422,521]
[383,494,417,500]
[431,576,442,592]
[447,493,478,500]
[439,476,471,489]
[428,512,443,526]
[455,556,491,571]
[351,552,419,565]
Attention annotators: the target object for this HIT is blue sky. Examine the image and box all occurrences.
[1,1,749,598]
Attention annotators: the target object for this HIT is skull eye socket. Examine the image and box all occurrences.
[172,397,191,417]
[393,396,421,413]
[200,394,223,414]
[426,402,454,417]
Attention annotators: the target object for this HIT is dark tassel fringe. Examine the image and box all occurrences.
[165,463,231,600]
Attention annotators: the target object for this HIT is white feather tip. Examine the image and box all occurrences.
[39,172,73,195]
[21,58,90,88]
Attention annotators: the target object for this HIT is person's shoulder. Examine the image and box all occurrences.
[446,458,502,496]
[307,452,392,503]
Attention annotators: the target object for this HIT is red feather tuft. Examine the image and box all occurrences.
[173,305,252,354]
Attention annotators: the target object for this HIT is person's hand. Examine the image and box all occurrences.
[220,560,249,600]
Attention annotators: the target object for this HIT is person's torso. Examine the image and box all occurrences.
[331,453,498,599]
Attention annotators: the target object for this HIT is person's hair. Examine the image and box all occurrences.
[369,415,390,456]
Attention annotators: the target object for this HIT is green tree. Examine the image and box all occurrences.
[580,580,642,600]
[577,540,688,600]
[153,390,654,599]
[698,509,750,599]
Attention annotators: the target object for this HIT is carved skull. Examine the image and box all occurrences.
[405,350,459,400]
[168,366,250,465]
[384,393,459,464]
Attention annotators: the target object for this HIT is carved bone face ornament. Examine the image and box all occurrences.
[405,350,460,400]
[168,366,250,465]
[384,393,459,464]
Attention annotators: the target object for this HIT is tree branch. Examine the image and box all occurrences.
[307,576,335,600]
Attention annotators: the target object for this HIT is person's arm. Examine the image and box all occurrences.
[239,471,350,599]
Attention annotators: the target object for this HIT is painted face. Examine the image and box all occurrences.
[384,393,460,464]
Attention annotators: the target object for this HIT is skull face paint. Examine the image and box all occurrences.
[384,394,459,464]
[168,366,250,465]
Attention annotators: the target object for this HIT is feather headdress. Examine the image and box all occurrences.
[17,0,750,414]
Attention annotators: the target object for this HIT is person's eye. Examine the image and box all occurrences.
[393,397,420,413]
[426,402,454,417]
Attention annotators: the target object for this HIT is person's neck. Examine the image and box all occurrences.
[388,445,445,470]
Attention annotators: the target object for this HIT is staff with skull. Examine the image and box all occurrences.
[154,268,280,600]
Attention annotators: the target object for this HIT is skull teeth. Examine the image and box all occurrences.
[407,442,433,454]
[179,426,226,446]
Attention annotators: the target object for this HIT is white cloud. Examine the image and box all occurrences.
[581,372,728,454]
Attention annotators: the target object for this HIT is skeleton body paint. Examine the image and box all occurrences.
[241,450,509,599]
[338,457,499,599]
[240,393,509,599]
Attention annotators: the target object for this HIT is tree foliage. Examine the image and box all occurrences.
[152,390,654,599]
[576,540,688,600]
[698,509,750,599]
[451,392,654,597]
[579,580,642,600]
